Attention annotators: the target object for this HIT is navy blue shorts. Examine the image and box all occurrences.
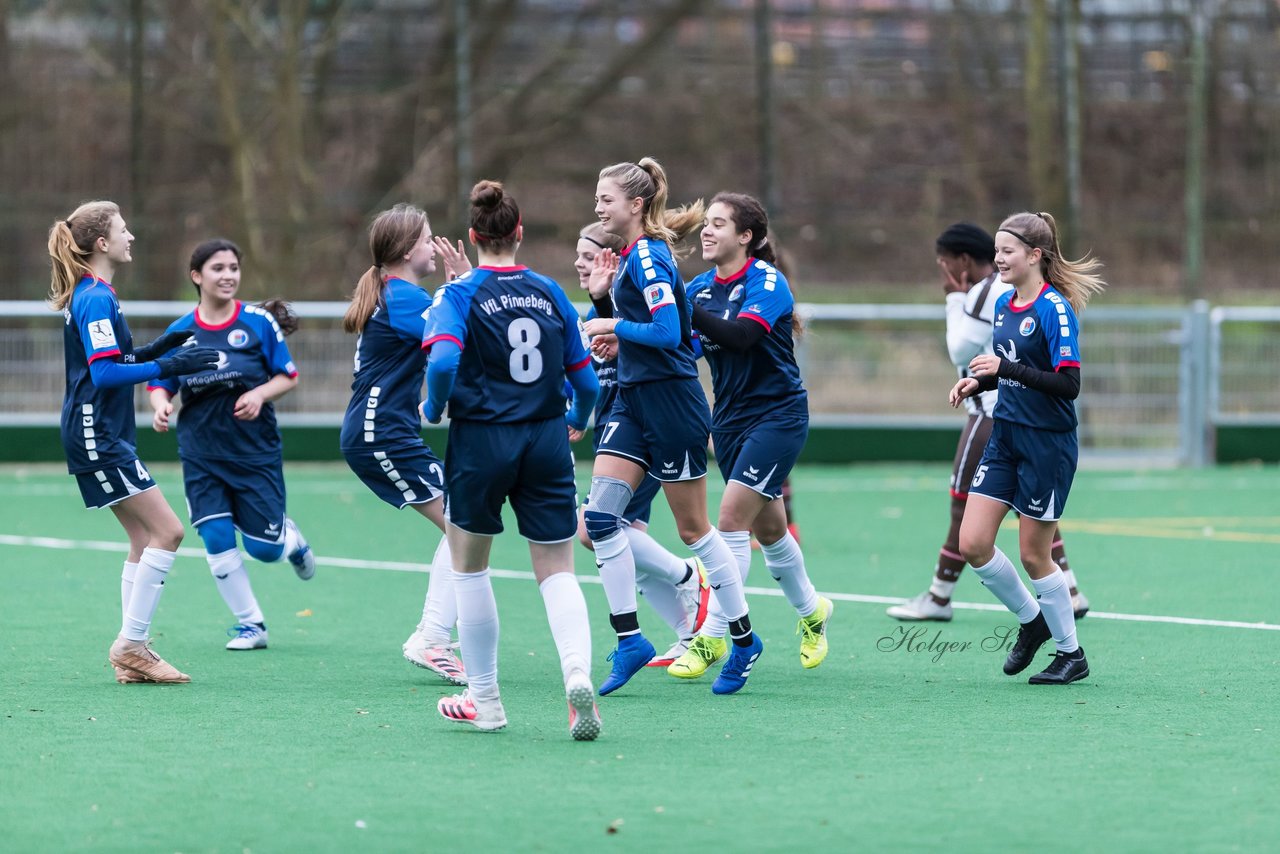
[596,379,710,482]
[182,454,287,544]
[74,458,158,510]
[446,417,578,542]
[969,419,1077,521]
[582,471,663,526]
[344,445,446,510]
[713,405,808,500]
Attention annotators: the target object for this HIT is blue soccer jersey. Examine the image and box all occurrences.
[687,259,807,430]
[149,301,298,461]
[423,266,590,423]
[611,238,698,386]
[340,277,434,451]
[990,283,1081,432]
[583,305,619,446]
[60,276,138,474]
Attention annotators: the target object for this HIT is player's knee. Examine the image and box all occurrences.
[583,476,633,542]
[958,532,992,567]
[198,517,237,555]
[245,538,285,563]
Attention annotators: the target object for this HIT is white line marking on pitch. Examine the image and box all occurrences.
[2,533,1277,633]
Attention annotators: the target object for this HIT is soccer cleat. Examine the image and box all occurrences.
[109,636,190,684]
[1072,591,1090,620]
[284,518,316,581]
[667,634,727,679]
[598,634,656,696]
[402,632,468,686]
[113,665,148,684]
[886,591,953,622]
[798,596,834,669]
[565,670,602,741]
[225,622,268,650]
[437,690,507,732]
[647,637,691,668]
[674,558,711,635]
[711,633,764,695]
[1028,647,1090,685]
[1002,611,1052,675]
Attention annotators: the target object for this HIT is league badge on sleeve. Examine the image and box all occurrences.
[88,319,117,349]
[1060,346,1074,358]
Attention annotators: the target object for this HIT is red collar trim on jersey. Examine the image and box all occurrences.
[195,300,242,330]
[714,260,751,285]
[1008,282,1049,313]
[620,237,642,258]
[478,265,528,273]
[78,274,114,292]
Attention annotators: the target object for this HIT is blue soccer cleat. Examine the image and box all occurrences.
[711,633,764,695]
[598,634,656,696]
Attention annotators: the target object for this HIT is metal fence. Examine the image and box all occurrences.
[1,300,1272,466]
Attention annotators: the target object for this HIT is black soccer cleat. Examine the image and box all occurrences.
[1028,647,1090,685]
[1003,611,1052,675]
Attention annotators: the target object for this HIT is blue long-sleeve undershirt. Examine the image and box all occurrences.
[89,357,161,389]
[565,363,599,432]
[422,340,461,423]
[614,303,680,349]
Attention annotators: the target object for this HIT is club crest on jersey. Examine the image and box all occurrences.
[227,329,249,348]
[728,284,744,303]
[647,285,665,306]
[1019,317,1036,336]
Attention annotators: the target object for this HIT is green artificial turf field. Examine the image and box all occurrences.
[2,463,1277,852]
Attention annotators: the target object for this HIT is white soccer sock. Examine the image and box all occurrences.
[929,576,957,601]
[121,547,176,641]
[971,548,1040,623]
[593,530,639,617]
[207,548,264,626]
[635,567,693,637]
[120,560,138,622]
[690,528,748,622]
[453,569,500,697]
[720,529,753,580]
[539,571,591,682]
[760,532,820,617]
[697,529,752,639]
[416,536,457,644]
[1031,570,1079,653]
[624,526,687,585]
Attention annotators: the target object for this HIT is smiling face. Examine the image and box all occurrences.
[994,231,1041,288]
[99,214,134,265]
[404,221,437,279]
[594,178,643,239]
[700,201,751,266]
[574,238,599,289]
[192,249,241,306]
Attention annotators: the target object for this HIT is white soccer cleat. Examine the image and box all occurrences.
[565,669,602,741]
[674,558,711,635]
[284,518,316,581]
[647,637,691,668]
[438,689,507,732]
[886,591,953,622]
[403,631,467,685]
[225,622,269,650]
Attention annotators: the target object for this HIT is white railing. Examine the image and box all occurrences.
[2,299,1271,466]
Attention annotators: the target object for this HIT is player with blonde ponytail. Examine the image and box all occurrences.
[950,211,1105,686]
[51,200,219,684]
[582,158,764,697]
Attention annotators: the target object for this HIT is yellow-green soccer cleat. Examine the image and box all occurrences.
[667,634,728,679]
[798,597,834,669]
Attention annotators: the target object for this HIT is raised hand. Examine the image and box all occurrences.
[587,249,619,299]
[433,236,472,280]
